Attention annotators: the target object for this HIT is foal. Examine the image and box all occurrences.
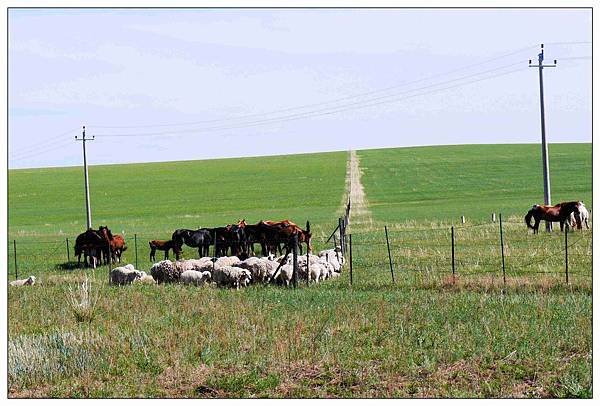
[149,239,181,261]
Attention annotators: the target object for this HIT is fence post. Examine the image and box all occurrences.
[384,226,395,283]
[134,233,138,270]
[306,244,310,287]
[338,217,344,256]
[565,226,569,284]
[451,226,455,283]
[13,240,18,280]
[492,213,496,223]
[349,234,353,286]
[292,234,298,288]
[461,215,465,224]
[213,230,218,259]
[66,238,70,262]
[499,213,506,287]
[107,240,113,284]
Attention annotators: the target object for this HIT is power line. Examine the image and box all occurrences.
[89,44,539,130]
[10,128,78,156]
[94,65,528,139]
[10,139,74,161]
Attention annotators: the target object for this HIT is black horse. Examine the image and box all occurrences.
[74,228,106,267]
[172,228,212,258]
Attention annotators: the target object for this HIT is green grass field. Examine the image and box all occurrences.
[7,144,592,398]
[358,143,592,222]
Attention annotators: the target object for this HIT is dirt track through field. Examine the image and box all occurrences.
[347,150,373,230]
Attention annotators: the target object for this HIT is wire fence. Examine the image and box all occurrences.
[6,210,592,288]
[348,218,592,285]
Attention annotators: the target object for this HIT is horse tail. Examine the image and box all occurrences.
[525,209,535,229]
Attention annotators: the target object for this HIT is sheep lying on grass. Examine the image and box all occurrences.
[10,276,36,287]
[133,273,156,285]
[180,270,212,286]
[212,266,251,289]
[110,265,145,285]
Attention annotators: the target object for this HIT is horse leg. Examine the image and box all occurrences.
[534,219,540,234]
[150,247,155,262]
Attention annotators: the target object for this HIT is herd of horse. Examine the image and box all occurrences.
[525,200,590,233]
[73,202,589,268]
[74,226,127,267]
[75,219,311,268]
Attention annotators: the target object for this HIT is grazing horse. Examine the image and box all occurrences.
[74,228,105,267]
[525,201,582,233]
[172,228,212,257]
[98,226,127,263]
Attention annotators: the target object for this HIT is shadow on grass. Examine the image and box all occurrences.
[55,261,87,271]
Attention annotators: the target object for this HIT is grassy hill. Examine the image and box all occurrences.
[358,143,591,223]
[8,151,348,239]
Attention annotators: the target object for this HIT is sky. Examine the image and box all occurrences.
[7,8,592,169]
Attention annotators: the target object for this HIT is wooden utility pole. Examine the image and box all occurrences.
[75,126,94,229]
[529,44,557,232]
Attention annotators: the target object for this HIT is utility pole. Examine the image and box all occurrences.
[75,126,94,229]
[529,44,557,232]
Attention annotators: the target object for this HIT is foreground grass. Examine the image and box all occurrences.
[8,270,591,398]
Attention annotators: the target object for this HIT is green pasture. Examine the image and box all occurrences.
[7,144,592,398]
[358,143,592,223]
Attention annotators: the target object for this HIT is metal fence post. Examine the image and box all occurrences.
[306,245,310,287]
[134,233,138,270]
[499,213,506,286]
[384,226,395,283]
[213,230,218,259]
[349,234,353,286]
[13,240,18,280]
[338,217,344,256]
[451,226,455,283]
[565,226,569,284]
[292,234,298,288]
[66,238,70,262]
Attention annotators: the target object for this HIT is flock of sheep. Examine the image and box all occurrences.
[109,247,345,289]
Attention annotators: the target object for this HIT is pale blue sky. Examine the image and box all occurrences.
[8,8,592,169]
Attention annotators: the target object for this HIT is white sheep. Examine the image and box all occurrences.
[272,264,293,287]
[317,258,335,280]
[214,256,241,268]
[10,275,36,287]
[150,260,182,284]
[110,265,144,285]
[319,250,344,272]
[180,270,212,286]
[179,258,214,273]
[133,273,156,285]
[237,257,279,284]
[212,266,251,289]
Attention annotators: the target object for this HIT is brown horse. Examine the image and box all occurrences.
[235,219,306,256]
[525,201,582,233]
[149,239,181,262]
[98,226,128,263]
